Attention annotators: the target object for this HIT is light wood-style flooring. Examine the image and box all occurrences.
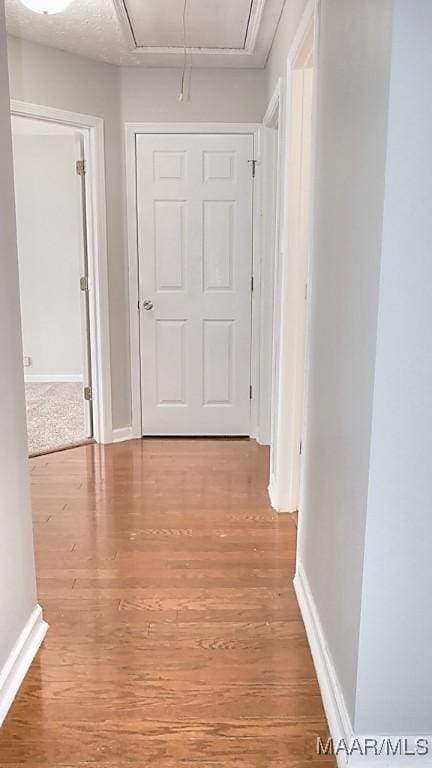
[0,438,333,767]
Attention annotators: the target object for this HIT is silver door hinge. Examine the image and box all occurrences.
[251,275,254,293]
[249,385,253,400]
[299,440,303,455]
[76,159,86,176]
[80,276,89,292]
[83,386,93,401]
[248,159,257,178]
[304,282,308,300]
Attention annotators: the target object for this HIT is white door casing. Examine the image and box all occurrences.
[10,100,112,444]
[269,0,316,512]
[136,133,254,435]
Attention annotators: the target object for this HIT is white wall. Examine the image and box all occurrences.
[355,0,432,735]
[121,66,266,123]
[297,0,393,723]
[7,35,128,428]
[291,0,432,744]
[7,36,267,432]
[0,2,45,724]
[13,131,83,380]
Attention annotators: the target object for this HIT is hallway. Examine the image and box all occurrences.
[0,439,332,766]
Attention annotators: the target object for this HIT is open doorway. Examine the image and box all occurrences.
[11,115,93,455]
[269,8,315,512]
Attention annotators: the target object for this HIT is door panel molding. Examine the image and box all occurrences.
[136,132,253,435]
[125,123,263,439]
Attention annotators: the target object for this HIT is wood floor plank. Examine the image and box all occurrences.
[0,438,333,767]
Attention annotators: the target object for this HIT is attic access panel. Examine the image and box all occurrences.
[124,0,256,50]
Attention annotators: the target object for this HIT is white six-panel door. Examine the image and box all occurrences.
[136,133,254,435]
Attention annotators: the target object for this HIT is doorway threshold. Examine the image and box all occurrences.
[29,438,95,459]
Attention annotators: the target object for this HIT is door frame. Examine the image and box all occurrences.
[261,78,284,449]
[125,122,263,439]
[268,0,319,511]
[10,100,113,444]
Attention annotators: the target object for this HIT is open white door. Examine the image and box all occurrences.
[136,133,254,436]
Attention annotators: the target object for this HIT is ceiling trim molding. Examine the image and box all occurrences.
[113,0,266,59]
[112,0,136,48]
[244,0,266,53]
[6,0,285,68]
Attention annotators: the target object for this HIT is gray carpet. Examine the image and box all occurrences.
[25,382,88,455]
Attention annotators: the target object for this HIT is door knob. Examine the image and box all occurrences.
[143,299,153,311]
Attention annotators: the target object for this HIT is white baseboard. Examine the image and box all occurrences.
[294,563,430,767]
[112,426,133,443]
[268,473,279,510]
[294,561,352,766]
[0,604,48,727]
[253,428,270,447]
[268,473,295,513]
[24,374,83,383]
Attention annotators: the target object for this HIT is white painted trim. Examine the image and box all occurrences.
[125,122,262,439]
[268,472,279,511]
[244,0,267,54]
[11,100,99,130]
[115,0,265,55]
[111,0,135,47]
[263,78,282,128]
[258,78,284,448]
[296,0,322,551]
[294,562,352,765]
[0,605,48,727]
[125,122,262,135]
[294,561,428,767]
[269,0,316,511]
[249,126,264,443]
[111,0,282,68]
[125,124,142,440]
[112,426,134,443]
[286,0,316,69]
[10,101,113,444]
[24,374,83,383]
[268,474,295,514]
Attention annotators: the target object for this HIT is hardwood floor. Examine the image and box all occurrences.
[0,439,333,767]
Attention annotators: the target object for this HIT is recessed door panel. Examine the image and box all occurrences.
[203,320,234,405]
[155,320,187,404]
[203,200,234,291]
[154,200,185,291]
[203,151,236,182]
[153,151,186,181]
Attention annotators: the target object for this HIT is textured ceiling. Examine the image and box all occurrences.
[5,0,284,68]
[5,0,129,66]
